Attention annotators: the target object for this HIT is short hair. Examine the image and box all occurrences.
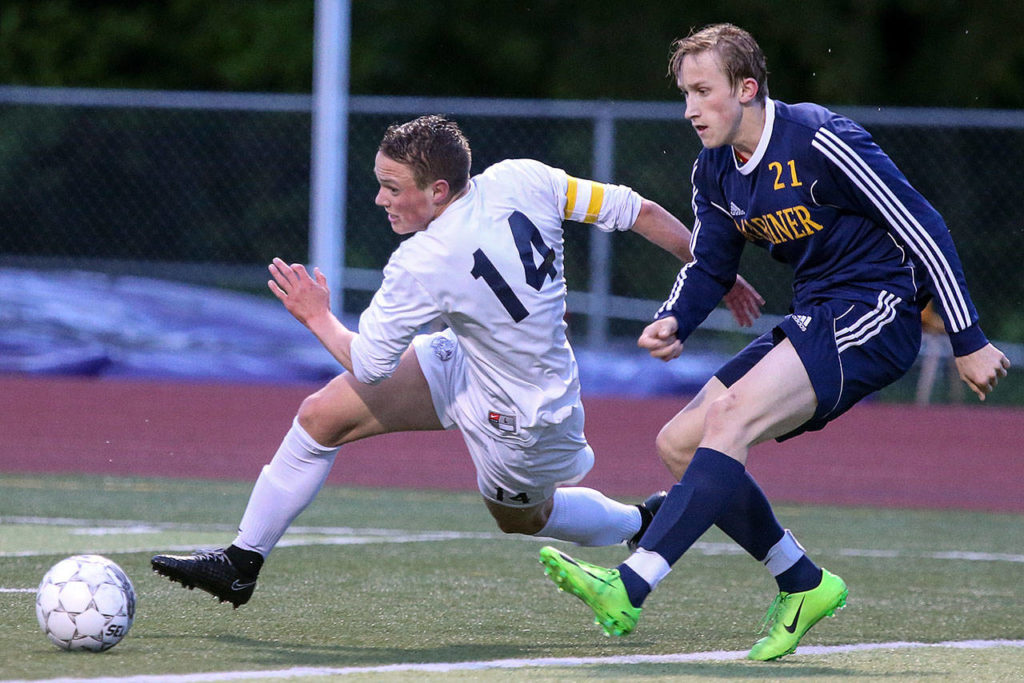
[378,115,472,195]
[668,23,769,102]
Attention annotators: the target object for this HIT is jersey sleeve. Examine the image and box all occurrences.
[349,257,440,385]
[560,172,643,232]
[811,118,987,355]
[655,157,747,341]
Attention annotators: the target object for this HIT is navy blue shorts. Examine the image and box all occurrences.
[715,291,922,441]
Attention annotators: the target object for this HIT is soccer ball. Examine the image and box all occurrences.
[36,554,136,652]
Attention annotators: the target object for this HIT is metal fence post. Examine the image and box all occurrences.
[310,0,351,316]
[586,107,615,347]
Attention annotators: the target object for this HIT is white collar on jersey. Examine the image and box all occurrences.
[736,97,776,175]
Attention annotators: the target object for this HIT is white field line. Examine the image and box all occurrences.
[2,517,1023,568]
[2,639,1023,682]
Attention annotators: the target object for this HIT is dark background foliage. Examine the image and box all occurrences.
[2,1,1022,108]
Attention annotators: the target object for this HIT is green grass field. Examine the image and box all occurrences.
[2,473,1022,682]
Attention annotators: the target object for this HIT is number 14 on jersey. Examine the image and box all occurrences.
[471,211,556,322]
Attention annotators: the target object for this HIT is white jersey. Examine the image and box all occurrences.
[350,158,642,439]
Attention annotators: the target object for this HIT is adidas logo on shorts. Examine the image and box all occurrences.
[791,314,812,331]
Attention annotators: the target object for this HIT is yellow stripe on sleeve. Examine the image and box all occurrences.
[584,182,604,223]
[565,177,607,223]
[564,177,579,220]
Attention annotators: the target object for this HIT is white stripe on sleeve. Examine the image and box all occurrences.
[812,128,971,332]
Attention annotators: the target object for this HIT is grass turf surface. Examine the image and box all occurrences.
[1,473,1022,681]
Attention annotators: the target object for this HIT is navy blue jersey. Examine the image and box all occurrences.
[657,99,988,357]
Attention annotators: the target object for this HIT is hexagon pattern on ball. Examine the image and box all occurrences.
[35,554,136,652]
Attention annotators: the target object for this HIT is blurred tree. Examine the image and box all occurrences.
[0,0,314,92]
[1,0,1022,107]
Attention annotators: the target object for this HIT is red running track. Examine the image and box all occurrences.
[2,375,1020,513]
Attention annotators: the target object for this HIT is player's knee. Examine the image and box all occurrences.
[655,425,697,476]
[495,517,544,535]
[295,391,349,446]
[702,391,746,444]
[489,505,546,536]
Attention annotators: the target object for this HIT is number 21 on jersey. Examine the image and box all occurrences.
[471,211,556,322]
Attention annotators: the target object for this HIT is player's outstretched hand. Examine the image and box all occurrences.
[638,316,683,362]
[954,343,1011,401]
[723,275,765,328]
[268,257,331,328]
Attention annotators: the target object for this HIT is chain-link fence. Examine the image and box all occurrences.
[2,87,1022,358]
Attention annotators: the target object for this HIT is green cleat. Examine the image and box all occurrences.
[539,545,641,636]
[747,568,848,661]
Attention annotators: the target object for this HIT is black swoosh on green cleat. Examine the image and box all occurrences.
[783,597,805,633]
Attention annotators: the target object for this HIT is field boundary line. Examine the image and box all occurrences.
[3,639,1023,682]
[3,517,1024,564]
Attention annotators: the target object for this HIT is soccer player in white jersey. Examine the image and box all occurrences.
[151,115,764,609]
[539,24,1010,661]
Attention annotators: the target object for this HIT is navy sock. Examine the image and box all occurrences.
[714,473,784,561]
[714,472,822,593]
[776,557,822,594]
[640,447,747,566]
[617,564,649,608]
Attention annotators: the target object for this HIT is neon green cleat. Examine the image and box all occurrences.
[747,568,848,661]
[539,545,641,636]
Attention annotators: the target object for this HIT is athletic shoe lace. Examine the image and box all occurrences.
[191,550,230,564]
[757,592,787,634]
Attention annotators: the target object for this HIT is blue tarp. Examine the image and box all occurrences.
[0,268,726,395]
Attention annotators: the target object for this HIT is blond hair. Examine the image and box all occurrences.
[669,23,769,102]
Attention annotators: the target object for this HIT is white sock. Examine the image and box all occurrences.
[233,418,340,557]
[762,529,806,576]
[535,487,641,546]
[623,548,671,589]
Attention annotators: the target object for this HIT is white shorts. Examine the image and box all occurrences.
[412,329,594,507]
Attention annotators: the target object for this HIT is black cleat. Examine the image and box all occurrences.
[151,548,257,608]
[627,490,667,552]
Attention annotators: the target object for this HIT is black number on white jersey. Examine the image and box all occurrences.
[471,211,556,322]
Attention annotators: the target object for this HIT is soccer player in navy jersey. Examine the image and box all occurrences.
[540,23,1010,661]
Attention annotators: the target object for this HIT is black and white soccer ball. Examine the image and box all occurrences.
[36,554,136,652]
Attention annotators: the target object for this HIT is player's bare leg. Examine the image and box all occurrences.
[650,342,819,569]
[297,346,444,447]
[605,340,845,657]
[484,487,662,548]
[483,497,553,535]
[230,345,442,549]
[151,347,442,606]
[697,339,816,461]
[655,377,728,478]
